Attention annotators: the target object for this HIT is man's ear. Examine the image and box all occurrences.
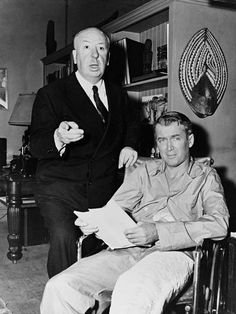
[106,52,110,66]
[153,146,161,158]
[188,133,194,148]
[72,50,77,64]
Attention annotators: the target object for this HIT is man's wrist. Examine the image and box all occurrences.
[54,128,66,155]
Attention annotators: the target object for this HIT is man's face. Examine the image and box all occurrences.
[155,122,194,168]
[72,28,110,84]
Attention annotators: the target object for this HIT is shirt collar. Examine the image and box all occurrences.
[154,157,205,179]
[75,70,105,96]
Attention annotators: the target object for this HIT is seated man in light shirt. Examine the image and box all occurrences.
[40,111,229,314]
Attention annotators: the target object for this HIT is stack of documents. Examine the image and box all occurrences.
[74,199,137,249]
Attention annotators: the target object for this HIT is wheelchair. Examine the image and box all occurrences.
[165,238,227,314]
[77,157,228,313]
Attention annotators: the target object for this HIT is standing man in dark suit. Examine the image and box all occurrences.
[30,27,139,278]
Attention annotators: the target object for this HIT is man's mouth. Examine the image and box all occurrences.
[89,64,100,71]
[90,63,99,67]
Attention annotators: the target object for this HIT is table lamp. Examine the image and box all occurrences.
[8,93,36,126]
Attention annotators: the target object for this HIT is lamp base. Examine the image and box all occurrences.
[10,155,37,177]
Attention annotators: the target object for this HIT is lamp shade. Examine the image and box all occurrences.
[8,93,36,126]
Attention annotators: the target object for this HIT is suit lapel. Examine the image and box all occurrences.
[62,74,121,157]
[65,74,105,131]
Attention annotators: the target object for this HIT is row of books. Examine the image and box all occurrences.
[46,59,74,84]
[106,37,168,86]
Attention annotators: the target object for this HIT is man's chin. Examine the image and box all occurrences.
[167,155,177,161]
[164,157,178,167]
[85,73,103,84]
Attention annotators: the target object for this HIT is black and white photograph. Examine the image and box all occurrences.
[0,1,236,314]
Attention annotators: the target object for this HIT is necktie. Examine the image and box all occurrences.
[92,85,108,124]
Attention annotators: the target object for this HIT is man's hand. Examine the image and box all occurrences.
[75,217,99,236]
[118,147,138,169]
[124,222,159,246]
[56,121,84,145]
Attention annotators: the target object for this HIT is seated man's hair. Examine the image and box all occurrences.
[155,111,193,136]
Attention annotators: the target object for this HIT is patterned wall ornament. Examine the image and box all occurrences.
[179,28,228,118]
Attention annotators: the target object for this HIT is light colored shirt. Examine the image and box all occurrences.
[75,70,108,110]
[113,158,229,251]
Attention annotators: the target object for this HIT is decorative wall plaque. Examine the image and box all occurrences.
[179,28,228,118]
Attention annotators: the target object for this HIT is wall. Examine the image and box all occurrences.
[169,1,236,175]
[0,0,148,162]
[169,1,236,229]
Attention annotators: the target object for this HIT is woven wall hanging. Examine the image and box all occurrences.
[179,28,228,118]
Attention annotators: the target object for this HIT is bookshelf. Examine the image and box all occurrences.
[41,43,73,85]
[102,0,169,103]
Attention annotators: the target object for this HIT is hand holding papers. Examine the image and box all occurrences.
[74,199,137,249]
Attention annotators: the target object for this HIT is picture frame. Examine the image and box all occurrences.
[0,68,8,109]
[141,94,167,124]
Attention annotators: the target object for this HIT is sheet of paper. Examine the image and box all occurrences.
[74,199,137,249]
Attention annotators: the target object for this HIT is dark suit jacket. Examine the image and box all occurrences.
[30,73,139,209]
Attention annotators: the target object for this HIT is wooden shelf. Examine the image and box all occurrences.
[102,0,169,34]
[41,43,73,65]
[124,75,168,92]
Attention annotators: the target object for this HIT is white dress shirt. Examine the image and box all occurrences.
[75,70,109,111]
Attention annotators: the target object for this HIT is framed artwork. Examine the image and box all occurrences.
[0,68,8,109]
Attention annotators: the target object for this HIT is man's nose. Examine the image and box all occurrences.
[91,47,99,58]
[167,140,174,151]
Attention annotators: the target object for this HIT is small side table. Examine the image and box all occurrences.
[0,173,38,263]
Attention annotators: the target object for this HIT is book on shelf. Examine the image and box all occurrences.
[46,59,73,84]
[107,38,144,85]
[105,40,128,85]
[125,38,144,83]
[131,69,167,83]
[156,22,169,72]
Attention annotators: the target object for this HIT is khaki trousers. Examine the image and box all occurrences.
[40,246,193,314]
